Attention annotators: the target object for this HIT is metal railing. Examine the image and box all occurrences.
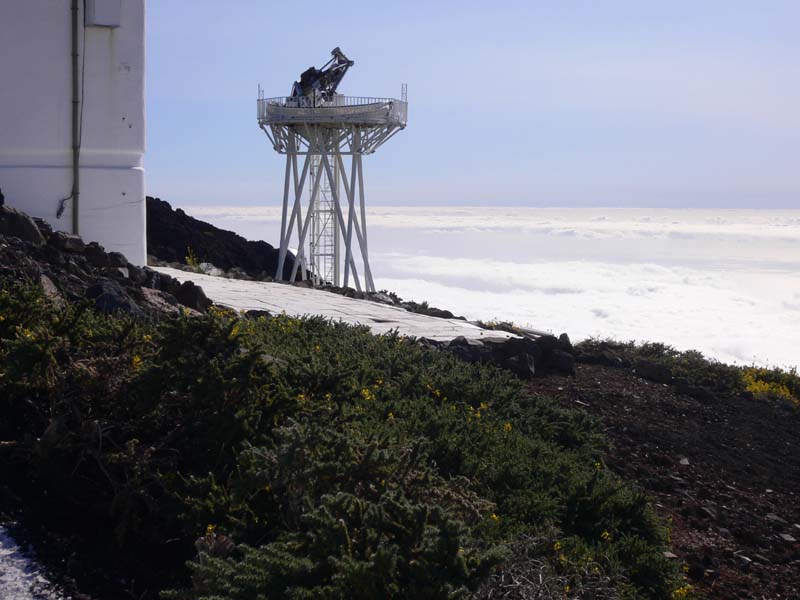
[257,95,408,126]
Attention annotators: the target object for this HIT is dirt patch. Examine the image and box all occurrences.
[529,364,800,599]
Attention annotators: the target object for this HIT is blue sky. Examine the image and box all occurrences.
[146,1,799,208]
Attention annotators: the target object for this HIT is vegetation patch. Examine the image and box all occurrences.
[577,339,799,405]
[0,279,681,599]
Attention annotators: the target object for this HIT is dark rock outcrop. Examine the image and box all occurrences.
[49,231,85,253]
[86,279,143,316]
[0,205,46,246]
[146,196,299,280]
[175,280,212,312]
[0,203,211,316]
[440,332,576,379]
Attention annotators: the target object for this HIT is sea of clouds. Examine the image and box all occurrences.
[184,206,800,369]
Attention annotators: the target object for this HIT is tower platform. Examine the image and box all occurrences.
[258,96,407,129]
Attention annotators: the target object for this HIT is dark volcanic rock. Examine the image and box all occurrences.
[86,279,143,316]
[107,251,128,268]
[1,205,214,316]
[442,331,576,380]
[85,242,111,267]
[147,196,298,280]
[0,205,45,246]
[175,280,212,312]
[31,217,53,239]
[549,349,576,374]
[503,353,537,379]
[49,231,85,253]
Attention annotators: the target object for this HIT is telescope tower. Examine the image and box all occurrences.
[257,48,407,292]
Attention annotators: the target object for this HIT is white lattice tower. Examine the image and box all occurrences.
[257,89,407,292]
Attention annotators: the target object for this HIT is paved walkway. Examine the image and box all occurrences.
[156,267,517,342]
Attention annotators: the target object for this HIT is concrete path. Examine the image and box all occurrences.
[156,267,517,342]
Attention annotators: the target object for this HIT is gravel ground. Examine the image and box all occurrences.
[529,363,800,599]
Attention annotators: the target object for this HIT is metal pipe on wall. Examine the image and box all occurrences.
[70,0,81,235]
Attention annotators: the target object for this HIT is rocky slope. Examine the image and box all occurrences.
[146,196,298,280]
[0,204,212,316]
[532,345,800,599]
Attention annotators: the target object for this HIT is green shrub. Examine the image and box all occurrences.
[0,279,679,598]
[578,339,800,406]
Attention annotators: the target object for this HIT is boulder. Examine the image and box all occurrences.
[371,292,395,305]
[175,280,212,312]
[199,262,225,277]
[31,217,53,239]
[139,288,181,315]
[549,349,576,374]
[503,353,536,379]
[558,332,573,353]
[107,251,128,268]
[86,279,143,316]
[127,264,146,285]
[85,242,111,267]
[49,231,85,253]
[424,307,455,319]
[39,274,64,308]
[449,335,485,348]
[0,206,46,246]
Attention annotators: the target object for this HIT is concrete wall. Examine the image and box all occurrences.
[0,0,146,265]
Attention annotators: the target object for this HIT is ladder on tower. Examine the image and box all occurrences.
[309,155,339,286]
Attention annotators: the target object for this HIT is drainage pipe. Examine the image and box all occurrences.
[70,0,81,235]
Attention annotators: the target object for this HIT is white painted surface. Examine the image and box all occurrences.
[156,267,517,342]
[0,0,146,265]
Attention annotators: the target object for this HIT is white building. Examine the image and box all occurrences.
[0,0,146,265]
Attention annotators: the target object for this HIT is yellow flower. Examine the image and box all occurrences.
[480,402,488,410]
[131,355,143,370]
[314,344,321,352]
[503,422,513,432]
[264,484,271,493]
[490,513,499,522]
[361,388,375,401]
[387,411,395,422]
[671,584,692,599]
[552,541,562,552]
[594,461,602,470]
[296,393,306,402]
[600,530,611,541]
[374,378,383,387]
[206,524,217,535]
[0,315,5,322]
[143,334,152,342]
[565,584,571,593]
[433,388,441,398]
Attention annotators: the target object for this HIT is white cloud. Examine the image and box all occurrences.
[182,205,800,368]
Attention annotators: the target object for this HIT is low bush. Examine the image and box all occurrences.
[577,339,800,405]
[0,279,681,598]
